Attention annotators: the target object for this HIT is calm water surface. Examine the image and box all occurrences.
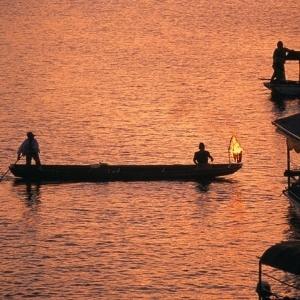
[1,0,300,299]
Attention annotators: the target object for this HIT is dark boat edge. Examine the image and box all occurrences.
[9,163,242,183]
[263,81,300,97]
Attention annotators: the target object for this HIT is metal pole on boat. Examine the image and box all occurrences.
[287,139,291,188]
[0,157,20,182]
[258,262,262,300]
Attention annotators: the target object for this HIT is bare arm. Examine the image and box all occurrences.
[193,153,197,165]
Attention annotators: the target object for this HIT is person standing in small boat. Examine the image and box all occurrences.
[193,142,214,165]
[17,132,41,166]
[271,41,292,82]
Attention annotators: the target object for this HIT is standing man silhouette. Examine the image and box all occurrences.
[271,41,291,82]
[17,132,41,166]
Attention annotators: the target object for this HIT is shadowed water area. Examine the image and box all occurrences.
[0,0,300,299]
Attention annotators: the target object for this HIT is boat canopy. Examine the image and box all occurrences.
[286,50,300,61]
[273,113,300,153]
[260,241,300,275]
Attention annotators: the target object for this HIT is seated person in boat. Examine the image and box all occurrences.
[271,41,292,82]
[17,132,41,166]
[193,142,214,165]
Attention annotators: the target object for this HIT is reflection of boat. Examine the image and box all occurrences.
[273,113,300,217]
[284,185,300,216]
[12,181,41,205]
[257,241,300,300]
[9,163,242,183]
[264,50,300,97]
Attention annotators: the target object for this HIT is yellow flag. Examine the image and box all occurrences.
[228,136,243,163]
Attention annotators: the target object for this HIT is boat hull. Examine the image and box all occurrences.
[264,81,300,97]
[9,163,242,182]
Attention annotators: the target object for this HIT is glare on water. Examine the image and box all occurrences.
[0,0,300,299]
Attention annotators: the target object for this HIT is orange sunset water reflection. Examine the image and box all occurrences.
[0,0,300,299]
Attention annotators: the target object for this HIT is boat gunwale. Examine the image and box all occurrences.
[9,163,242,182]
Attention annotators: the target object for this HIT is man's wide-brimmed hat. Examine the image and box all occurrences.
[27,131,35,138]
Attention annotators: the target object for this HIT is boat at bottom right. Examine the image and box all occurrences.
[273,113,300,217]
[257,241,300,300]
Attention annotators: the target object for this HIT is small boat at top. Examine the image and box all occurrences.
[263,50,300,97]
[9,162,242,183]
[273,113,300,216]
[264,80,300,97]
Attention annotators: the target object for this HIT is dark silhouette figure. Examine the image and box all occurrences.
[193,142,214,165]
[17,132,41,166]
[271,41,291,82]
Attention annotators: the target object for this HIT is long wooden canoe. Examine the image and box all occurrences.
[9,163,242,182]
